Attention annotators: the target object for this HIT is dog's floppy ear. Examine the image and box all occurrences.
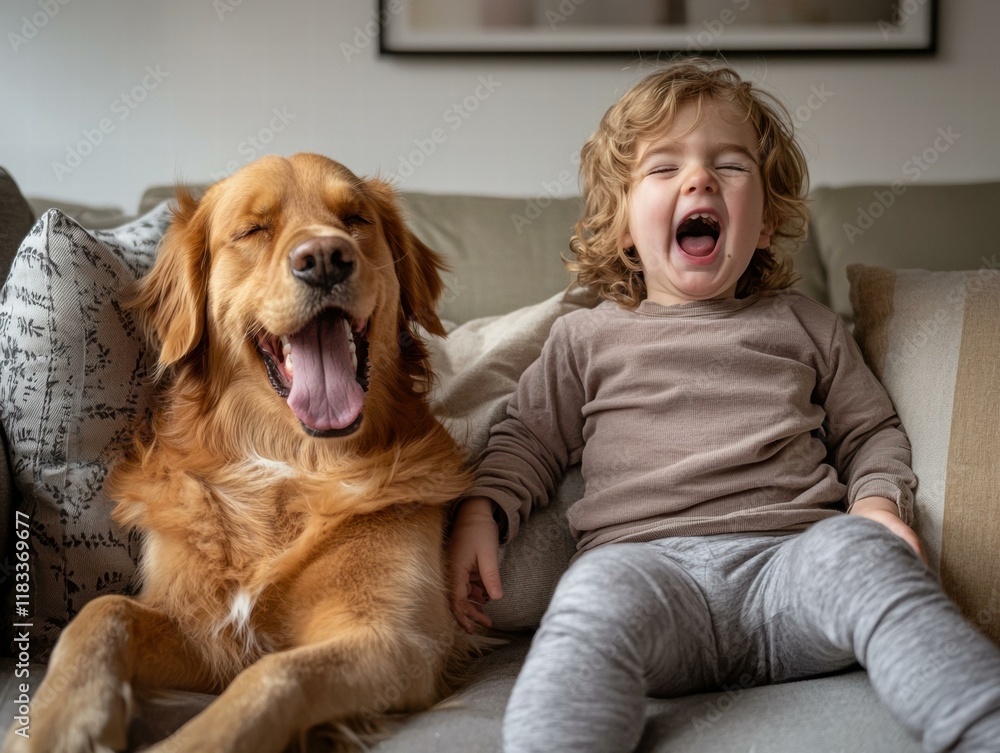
[365,179,448,338]
[132,188,210,372]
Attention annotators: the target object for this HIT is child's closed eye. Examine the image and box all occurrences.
[717,163,751,173]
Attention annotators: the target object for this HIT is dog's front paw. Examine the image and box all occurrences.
[2,677,133,753]
[1,729,31,753]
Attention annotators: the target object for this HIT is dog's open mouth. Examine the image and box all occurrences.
[255,309,370,437]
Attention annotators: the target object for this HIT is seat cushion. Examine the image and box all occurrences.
[0,639,921,752]
[374,639,921,753]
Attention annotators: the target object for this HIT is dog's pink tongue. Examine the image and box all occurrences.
[679,235,716,257]
[287,313,363,433]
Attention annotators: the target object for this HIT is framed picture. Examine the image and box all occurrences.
[379,0,937,56]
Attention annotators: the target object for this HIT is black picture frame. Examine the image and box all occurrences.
[378,0,938,57]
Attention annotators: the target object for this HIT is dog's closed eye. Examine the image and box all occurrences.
[342,213,371,227]
[233,224,272,242]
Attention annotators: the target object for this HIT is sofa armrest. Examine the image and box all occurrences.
[1,167,36,288]
[26,198,132,231]
[0,167,32,658]
[0,425,9,551]
[0,425,13,657]
[850,264,1000,646]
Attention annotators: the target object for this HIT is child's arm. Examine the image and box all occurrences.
[449,496,503,634]
[447,316,586,630]
[816,316,921,555]
[464,316,586,546]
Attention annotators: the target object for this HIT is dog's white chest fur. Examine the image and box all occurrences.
[214,588,271,658]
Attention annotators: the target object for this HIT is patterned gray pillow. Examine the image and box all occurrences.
[0,204,171,655]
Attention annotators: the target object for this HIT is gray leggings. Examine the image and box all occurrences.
[503,515,1000,753]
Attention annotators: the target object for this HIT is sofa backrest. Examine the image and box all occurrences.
[402,192,838,323]
[400,192,579,324]
[71,178,1000,327]
[809,182,1000,325]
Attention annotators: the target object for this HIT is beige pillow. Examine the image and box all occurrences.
[849,264,1000,645]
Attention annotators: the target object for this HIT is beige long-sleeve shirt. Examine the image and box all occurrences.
[467,291,916,557]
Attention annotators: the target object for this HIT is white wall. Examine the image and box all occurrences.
[1,0,998,212]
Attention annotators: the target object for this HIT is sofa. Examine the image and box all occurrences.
[1,164,999,752]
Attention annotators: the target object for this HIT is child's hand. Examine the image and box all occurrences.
[449,497,504,634]
[850,496,927,565]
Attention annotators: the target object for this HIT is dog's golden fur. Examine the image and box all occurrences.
[5,154,479,753]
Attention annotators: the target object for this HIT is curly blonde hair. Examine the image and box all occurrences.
[567,60,810,308]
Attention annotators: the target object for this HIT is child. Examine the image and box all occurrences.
[448,62,1000,753]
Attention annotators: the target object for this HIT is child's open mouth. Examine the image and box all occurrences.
[675,212,721,265]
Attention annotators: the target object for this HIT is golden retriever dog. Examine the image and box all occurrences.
[4,153,480,753]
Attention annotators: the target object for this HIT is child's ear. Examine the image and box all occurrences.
[620,228,633,251]
[757,216,775,249]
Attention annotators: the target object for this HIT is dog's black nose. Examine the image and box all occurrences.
[289,236,355,289]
